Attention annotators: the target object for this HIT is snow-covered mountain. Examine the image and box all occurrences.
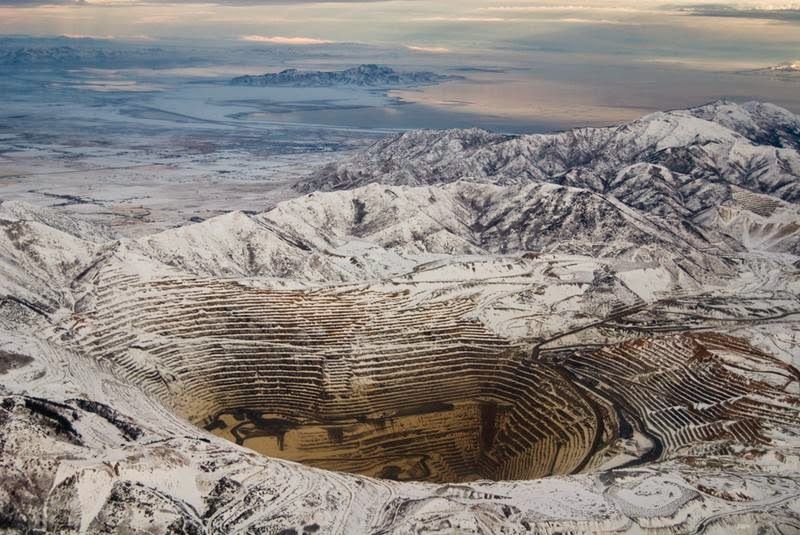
[753,61,800,74]
[0,200,117,312]
[263,182,739,278]
[695,188,800,255]
[301,100,800,206]
[772,61,800,72]
[231,63,455,87]
[687,100,800,150]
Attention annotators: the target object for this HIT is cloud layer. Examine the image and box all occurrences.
[670,3,800,21]
[240,35,332,45]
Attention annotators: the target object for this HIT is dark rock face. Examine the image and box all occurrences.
[0,350,33,375]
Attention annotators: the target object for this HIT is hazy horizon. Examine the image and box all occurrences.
[1,1,799,68]
[3,1,800,133]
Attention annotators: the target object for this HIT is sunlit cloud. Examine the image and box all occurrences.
[554,17,630,25]
[60,32,115,38]
[412,16,507,23]
[240,35,333,45]
[52,32,154,40]
[408,14,632,26]
[0,0,390,5]
[668,3,800,21]
[405,45,451,54]
[135,14,179,24]
[478,5,658,14]
[0,0,84,4]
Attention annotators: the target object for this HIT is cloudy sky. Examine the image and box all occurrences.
[1,1,798,68]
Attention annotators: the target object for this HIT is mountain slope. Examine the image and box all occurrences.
[686,100,800,150]
[695,188,800,254]
[0,201,111,311]
[264,182,738,280]
[301,100,800,210]
[125,210,381,282]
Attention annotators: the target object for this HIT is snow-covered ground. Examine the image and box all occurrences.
[0,66,383,235]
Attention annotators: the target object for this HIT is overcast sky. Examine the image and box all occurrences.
[1,1,798,68]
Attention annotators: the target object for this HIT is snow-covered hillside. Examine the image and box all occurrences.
[751,61,800,74]
[302,100,800,204]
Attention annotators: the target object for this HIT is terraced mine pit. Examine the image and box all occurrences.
[68,269,800,487]
[191,331,799,484]
[71,277,622,483]
[200,357,613,483]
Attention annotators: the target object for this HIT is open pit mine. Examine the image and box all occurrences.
[2,101,800,533]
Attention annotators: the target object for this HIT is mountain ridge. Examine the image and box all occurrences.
[231,63,457,88]
[299,100,800,210]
